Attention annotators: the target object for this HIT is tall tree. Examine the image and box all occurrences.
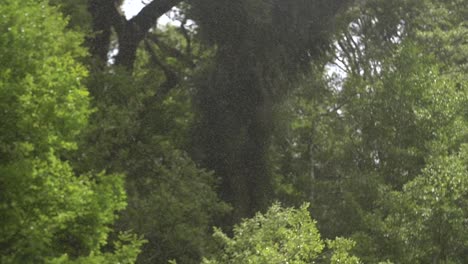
[83,0,351,223]
[265,0,467,261]
[73,22,228,263]
[190,0,349,221]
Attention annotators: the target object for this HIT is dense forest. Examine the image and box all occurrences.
[0,0,467,263]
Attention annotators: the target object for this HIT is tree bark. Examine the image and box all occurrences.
[88,0,117,63]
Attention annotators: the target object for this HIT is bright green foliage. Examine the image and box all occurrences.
[0,154,129,262]
[0,0,142,262]
[203,203,360,264]
[48,232,145,264]
[327,238,360,264]
[0,0,89,159]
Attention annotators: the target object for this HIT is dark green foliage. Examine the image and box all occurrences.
[269,1,468,262]
[77,46,228,263]
[49,0,92,32]
[120,141,230,264]
[190,0,350,222]
[383,146,468,263]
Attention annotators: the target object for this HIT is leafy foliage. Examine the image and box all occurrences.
[0,0,89,159]
[268,1,467,262]
[1,0,467,263]
[0,0,142,262]
[76,45,228,263]
[119,139,230,264]
[191,0,350,221]
[384,146,468,263]
[203,203,360,264]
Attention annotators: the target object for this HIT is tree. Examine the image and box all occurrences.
[87,0,183,69]
[202,203,360,264]
[190,0,351,222]
[79,0,354,222]
[72,24,228,263]
[0,0,143,262]
[384,145,468,263]
[267,0,467,262]
[413,0,467,75]
[71,0,353,235]
[20,0,466,262]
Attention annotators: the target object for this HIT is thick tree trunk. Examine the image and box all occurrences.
[87,0,116,63]
[114,22,143,69]
[193,49,275,224]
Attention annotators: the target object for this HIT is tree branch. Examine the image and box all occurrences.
[148,34,195,67]
[114,0,184,69]
[88,0,116,63]
[130,0,183,35]
[144,40,179,101]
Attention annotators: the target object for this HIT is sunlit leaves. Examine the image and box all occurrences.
[0,0,89,159]
[0,154,128,262]
[0,0,142,262]
[203,203,360,264]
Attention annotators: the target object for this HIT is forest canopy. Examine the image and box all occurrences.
[0,0,467,263]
